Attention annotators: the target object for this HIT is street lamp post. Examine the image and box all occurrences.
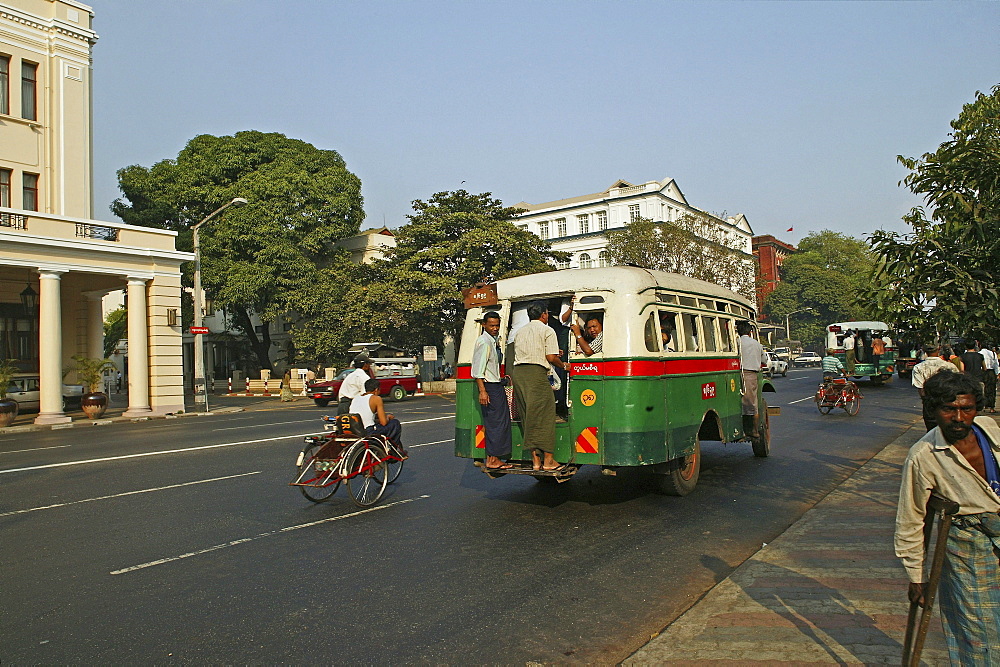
[192,197,247,412]
[785,307,813,345]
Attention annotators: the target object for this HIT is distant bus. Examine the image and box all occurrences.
[454,267,777,496]
[825,321,896,384]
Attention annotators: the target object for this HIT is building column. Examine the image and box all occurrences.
[85,292,105,361]
[122,278,152,417]
[34,269,71,425]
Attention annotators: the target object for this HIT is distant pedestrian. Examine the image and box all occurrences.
[944,345,964,372]
[981,344,999,413]
[960,340,987,396]
[280,369,294,402]
[115,371,122,393]
[912,345,960,431]
[895,371,1000,665]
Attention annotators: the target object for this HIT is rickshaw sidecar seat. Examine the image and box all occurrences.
[336,413,365,436]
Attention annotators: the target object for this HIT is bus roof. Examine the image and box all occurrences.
[491,267,755,309]
[829,321,891,331]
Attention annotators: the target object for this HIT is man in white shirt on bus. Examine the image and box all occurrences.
[843,330,857,375]
[737,321,764,438]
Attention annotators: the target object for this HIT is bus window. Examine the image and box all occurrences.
[682,312,699,351]
[700,316,719,352]
[679,296,697,308]
[644,312,660,352]
[658,310,678,352]
[699,299,714,310]
[718,318,734,352]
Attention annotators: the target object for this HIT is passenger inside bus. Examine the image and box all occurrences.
[659,312,677,351]
[570,315,603,356]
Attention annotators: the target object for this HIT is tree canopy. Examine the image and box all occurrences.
[112,131,364,370]
[869,85,1000,342]
[763,231,876,347]
[606,213,756,302]
[327,190,565,353]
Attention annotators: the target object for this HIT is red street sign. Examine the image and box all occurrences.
[189,326,209,334]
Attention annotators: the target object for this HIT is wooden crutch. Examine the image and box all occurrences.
[901,492,960,666]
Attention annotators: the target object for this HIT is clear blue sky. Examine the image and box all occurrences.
[90,0,999,242]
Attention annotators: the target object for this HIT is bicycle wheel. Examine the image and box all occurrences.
[297,442,341,503]
[845,391,861,416]
[380,440,404,484]
[815,392,833,415]
[345,441,389,507]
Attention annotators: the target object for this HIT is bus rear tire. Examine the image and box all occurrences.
[658,439,700,496]
[752,406,770,458]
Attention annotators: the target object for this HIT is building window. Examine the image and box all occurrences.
[538,221,549,240]
[0,55,9,115]
[556,218,566,237]
[629,204,640,222]
[596,210,608,231]
[517,223,528,231]
[21,62,37,121]
[22,173,38,211]
[577,214,589,234]
[598,250,610,267]
[579,253,592,269]
[556,258,570,270]
[0,169,10,207]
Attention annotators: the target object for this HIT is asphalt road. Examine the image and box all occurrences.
[1,368,924,663]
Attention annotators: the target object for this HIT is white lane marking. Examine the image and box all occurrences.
[0,472,261,518]
[789,396,816,404]
[400,416,453,425]
[0,444,72,455]
[110,494,431,575]
[214,419,316,431]
[0,433,315,475]
[410,438,453,448]
[0,416,456,476]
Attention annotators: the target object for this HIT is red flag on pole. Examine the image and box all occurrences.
[786,227,794,232]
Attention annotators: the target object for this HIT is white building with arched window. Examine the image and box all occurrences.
[513,178,754,270]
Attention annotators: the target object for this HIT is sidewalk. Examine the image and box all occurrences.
[628,419,956,666]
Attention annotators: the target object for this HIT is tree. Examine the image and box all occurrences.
[606,213,756,302]
[332,190,566,353]
[869,85,1000,341]
[112,131,365,370]
[103,306,127,358]
[763,231,875,347]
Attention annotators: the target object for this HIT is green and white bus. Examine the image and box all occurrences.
[454,267,776,496]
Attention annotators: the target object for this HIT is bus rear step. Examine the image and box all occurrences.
[474,460,579,481]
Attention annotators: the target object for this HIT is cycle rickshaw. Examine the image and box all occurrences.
[290,414,406,507]
[814,377,863,416]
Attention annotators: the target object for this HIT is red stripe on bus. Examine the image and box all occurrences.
[457,357,739,380]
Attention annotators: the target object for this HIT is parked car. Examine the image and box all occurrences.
[307,357,420,407]
[772,347,791,361]
[6,375,85,413]
[761,351,788,377]
[793,351,822,367]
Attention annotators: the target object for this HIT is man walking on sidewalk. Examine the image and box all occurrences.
[895,371,1000,664]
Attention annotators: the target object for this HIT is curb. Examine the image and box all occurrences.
[0,405,245,435]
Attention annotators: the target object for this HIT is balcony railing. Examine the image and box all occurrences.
[75,222,120,241]
[1,212,28,230]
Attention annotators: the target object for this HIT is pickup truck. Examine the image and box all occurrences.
[307,358,420,407]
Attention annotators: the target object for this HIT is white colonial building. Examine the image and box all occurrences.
[1,0,192,422]
[513,178,754,270]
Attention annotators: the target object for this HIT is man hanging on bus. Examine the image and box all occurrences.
[512,302,565,471]
[737,321,764,438]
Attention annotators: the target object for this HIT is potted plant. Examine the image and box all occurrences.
[0,359,18,427]
[68,355,117,419]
